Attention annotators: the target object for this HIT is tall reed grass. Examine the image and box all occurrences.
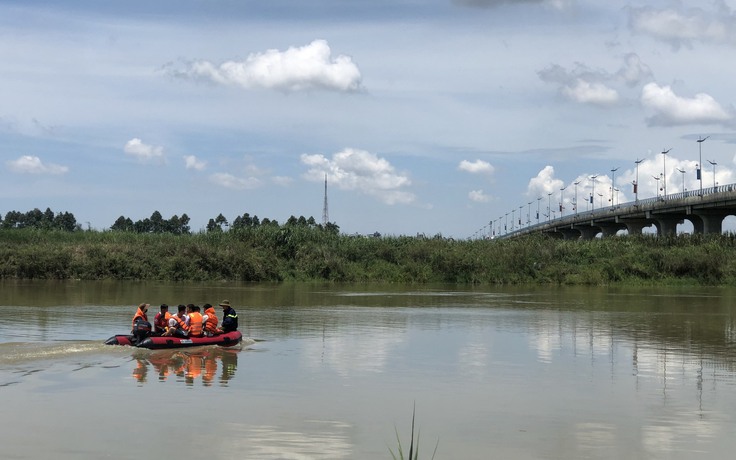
[389,405,438,460]
[2,228,736,285]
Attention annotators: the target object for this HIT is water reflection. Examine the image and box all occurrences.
[217,421,354,460]
[131,347,239,387]
[3,282,736,459]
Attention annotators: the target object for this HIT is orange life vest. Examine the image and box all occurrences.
[154,311,171,332]
[204,307,219,334]
[188,312,204,337]
[172,314,189,333]
[132,307,148,328]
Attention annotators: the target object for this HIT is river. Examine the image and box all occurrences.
[1,281,735,459]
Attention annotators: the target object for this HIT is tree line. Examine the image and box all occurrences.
[3,208,340,235]
[1,208,79,231]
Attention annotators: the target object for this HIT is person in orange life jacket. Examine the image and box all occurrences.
[163,304,189,337]
[131,303,152,344]
[131,303,149,330]
[202,303,221,336]
[187,304,204,338]
[153,304,171,335]
[219,300,238,333]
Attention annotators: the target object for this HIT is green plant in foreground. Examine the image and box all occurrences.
[389,405,438,460]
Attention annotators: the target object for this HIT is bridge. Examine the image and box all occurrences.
[498,183,736,240]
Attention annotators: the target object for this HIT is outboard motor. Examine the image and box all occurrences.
[132,320,152,344]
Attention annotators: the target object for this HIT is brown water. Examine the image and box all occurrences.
[1,281,735,459]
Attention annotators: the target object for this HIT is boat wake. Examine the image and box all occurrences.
[0,340,128,366]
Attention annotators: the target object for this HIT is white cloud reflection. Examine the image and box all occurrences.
[302,329,404,377]
[217,421,353,460]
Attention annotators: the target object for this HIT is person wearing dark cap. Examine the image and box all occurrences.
[153,304,171,335]
[219,300,238,333]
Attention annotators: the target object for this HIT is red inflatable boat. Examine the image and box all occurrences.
[105,331,242,349]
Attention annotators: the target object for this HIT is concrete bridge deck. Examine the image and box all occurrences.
[500,183,736,240]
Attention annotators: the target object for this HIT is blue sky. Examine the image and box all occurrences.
[3,0,736,237]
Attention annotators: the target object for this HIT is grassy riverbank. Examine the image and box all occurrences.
[1,227,735,285]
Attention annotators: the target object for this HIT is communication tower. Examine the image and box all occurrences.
[322,173,329,225]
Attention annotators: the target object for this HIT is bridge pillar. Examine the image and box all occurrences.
[692,211,729,234]
[573,225,601,240]
[687,215,704,234]
[597,223,627,238]
[652,217,682,237]
[621,220,649,235]
[557,228,581,240]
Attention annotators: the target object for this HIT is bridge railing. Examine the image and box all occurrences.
[496,182,736,239]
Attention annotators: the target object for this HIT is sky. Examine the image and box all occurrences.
[3,0,736,237]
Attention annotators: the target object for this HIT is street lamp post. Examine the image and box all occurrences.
[559,186,567,217]
[597,193,603,209]
[527,202,532,226]
[697,136,709,196]
[505,213,508,234]
[573,181,580,214]
[511,209,516,231]
[634,158,643,204]
[536,197,542,223]
[590,175,598,211]
[610,167,618,207]
[547,192,553,221]
[519,205,523,227]
[653,174,661,199]
[676,167,686,192]
[708,160,717,188]
[661,148,671,198]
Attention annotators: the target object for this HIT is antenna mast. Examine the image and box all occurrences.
[322,173,329,225]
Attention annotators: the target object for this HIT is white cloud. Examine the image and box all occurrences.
[469,189,490,202]
[562,79,619,106]
[124,138,164,161]
[6,155,69,174]
[301,148,414,205]
[183,155,207,171]
[459,159,495,175]
[616,53,653,87]
[526,165,565,199]
[538,62,623,107]
[209,172,262,190]
[170,39,362,93]
[454,0,571,9]
[272,176,293,186]
[629,5,736,49]
[641,83,732,126]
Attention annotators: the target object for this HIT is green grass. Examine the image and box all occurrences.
[2,228,736,285]
[389,405,438,460]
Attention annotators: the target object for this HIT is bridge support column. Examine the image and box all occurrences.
[573,225,601,240]
[692,211,728,235]
[652,218,682,237]
[597,223,627,238]
[615,217,655,236]
[557,228,581,240]
[623,221,647,235]
[687,215,704,234]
